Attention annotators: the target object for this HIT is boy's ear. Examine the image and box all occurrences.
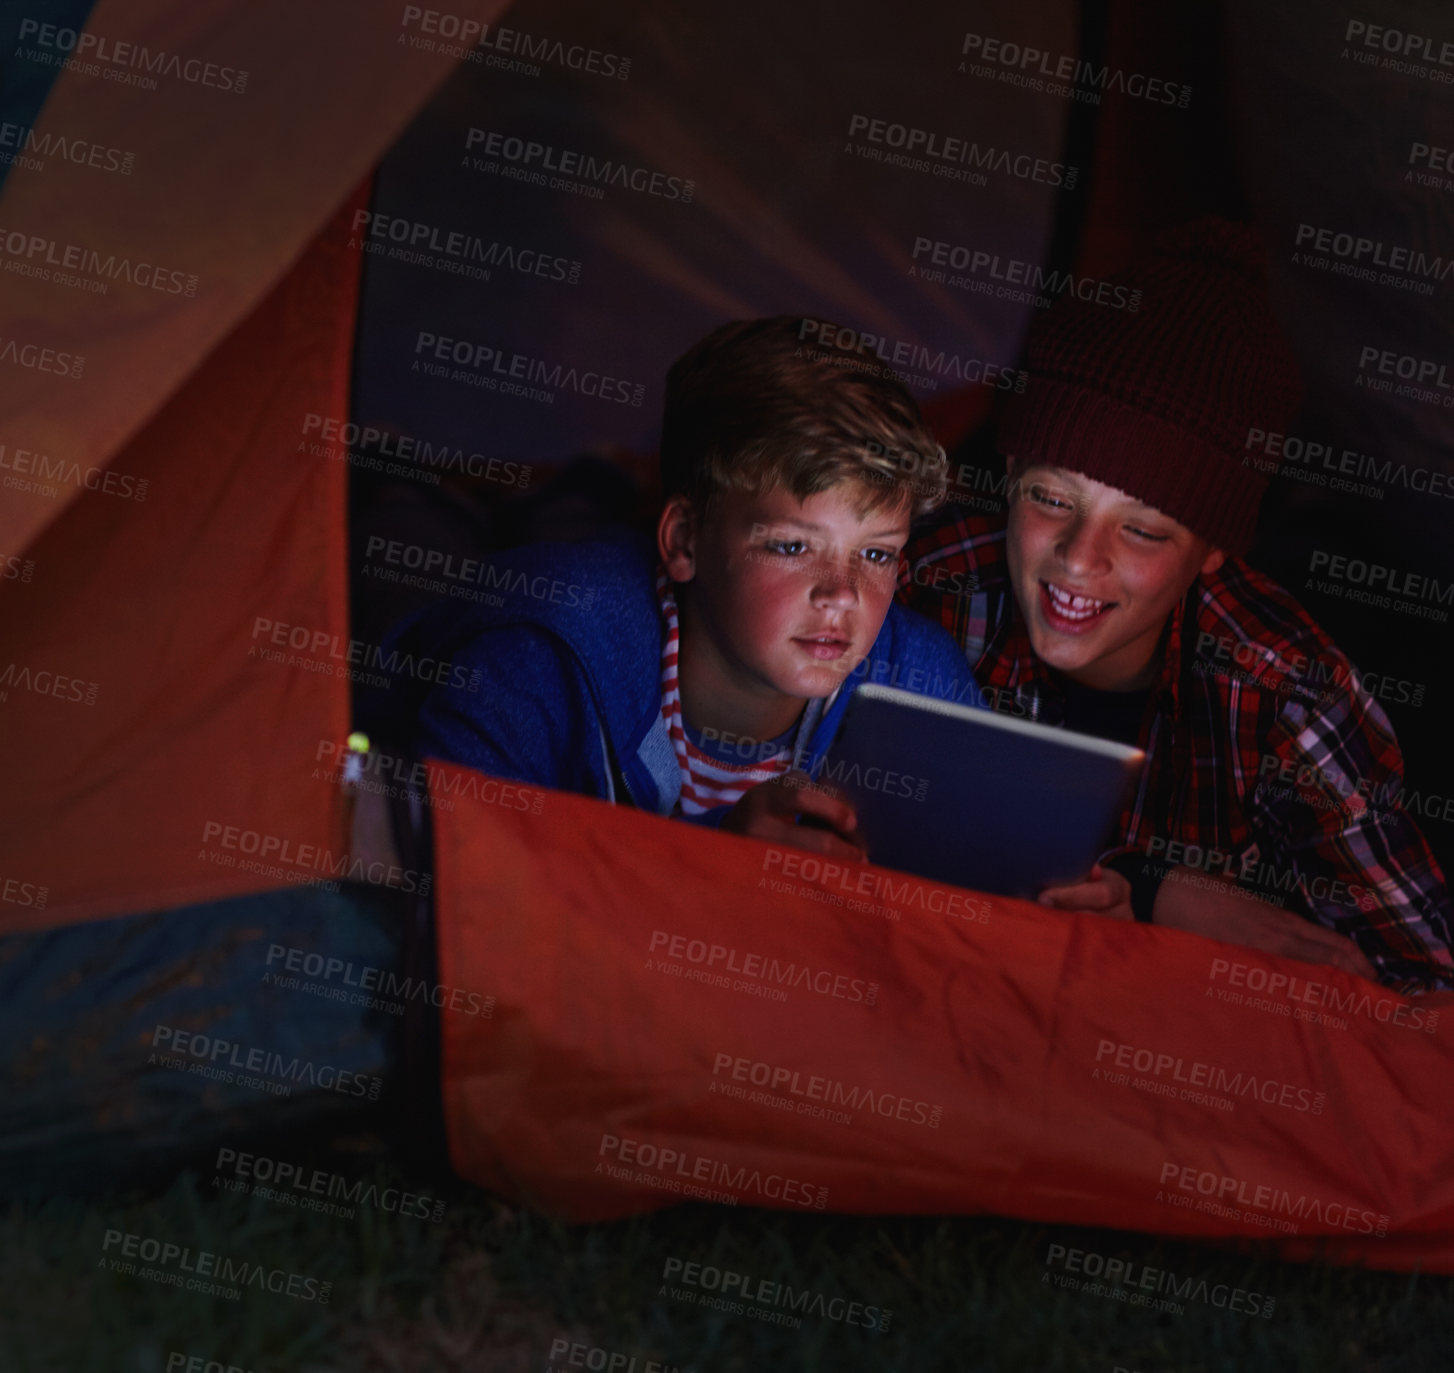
[1199,546,1226,579]
[657,495,699,582]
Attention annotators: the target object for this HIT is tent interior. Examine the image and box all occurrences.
[4,0,1454,1294]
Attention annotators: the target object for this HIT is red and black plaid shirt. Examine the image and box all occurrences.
[902,514,1454,993]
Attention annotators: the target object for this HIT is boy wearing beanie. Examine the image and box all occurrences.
[904,220,1454,993]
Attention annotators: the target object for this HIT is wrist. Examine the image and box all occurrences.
[1102,852,1166,925]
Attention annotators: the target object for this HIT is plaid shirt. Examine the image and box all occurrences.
[902,515,1454,993]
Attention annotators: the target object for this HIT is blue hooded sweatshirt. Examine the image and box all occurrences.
[371,532,981,823]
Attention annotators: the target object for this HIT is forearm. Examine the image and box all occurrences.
[1146,865,1378,982]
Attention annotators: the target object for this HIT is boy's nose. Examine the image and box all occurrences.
[1057,516,1113,576]
[809,557,859,605]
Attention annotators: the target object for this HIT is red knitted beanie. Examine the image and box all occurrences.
[996,219,1303,555]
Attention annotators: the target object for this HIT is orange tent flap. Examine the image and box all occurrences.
[433,767,1454,1273]
[0,0,513,929]
[0,0,511,557]
[0,192,361,930]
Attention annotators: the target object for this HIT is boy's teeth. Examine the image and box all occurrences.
[1047,583,1107,620]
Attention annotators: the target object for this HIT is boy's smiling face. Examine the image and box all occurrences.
[1006,463,1225,692]
[660,483,910,739]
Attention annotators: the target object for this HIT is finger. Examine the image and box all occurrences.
[759,774,812,819]
[1288,931,1376,981]
[791,782,860,837]
[763,771,821,817]
[803,775,855,807]
[1039,882,1112,911]
[779,825,868,861]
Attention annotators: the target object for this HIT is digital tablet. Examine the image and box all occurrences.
[818,684,1145,899]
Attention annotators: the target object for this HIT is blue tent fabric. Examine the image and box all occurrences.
[0,884,415,1197]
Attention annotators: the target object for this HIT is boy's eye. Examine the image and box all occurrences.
[764,538,807,555]
[1028,482,1075,511]
[860,547,897,566]
[1125,524,1170,544]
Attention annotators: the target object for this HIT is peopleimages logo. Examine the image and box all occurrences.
[911,236,1141,311]
[1146,831,1377,906]
[0,120,134,175]
[0,660,99,706]
[1195,628,1428,709]
[464,129,692,201]
[15,18,248,93]
[936,462,1024,517]
[249,615,481,692]
[0,227,197,296]
[547,1341,688,1373]
[959,33,1191,107]
[264,942,493,1019]
[1408,140,1454,190]
[647,929,879,1005]
[1244,427,1454,502]
[100,1229,328,1303]
[314,738,548,817]
[0,559,35,592]
[1342,18,1454,83]
[845,113,1076,188]
[1292,223,1449,294]
[797,318,1026,394]
[1245,748,1454,830]
[1093,1039,1325,1115]
[760,848,991,922]
[304,413,530,488]
[0,442,141,500]
[1147,833,1379,918]
[1043,1244,1273,1318]
[400,6,632,80]
[412,330,647,407]
[899,551,977,597]
[1307,548,1452,623]
[150,1023,386,1102]
[1410,141,1454,172]
[348,210,581,286]
[662,1256,890,1330]
[200,819,433,896]
[213,1146,446,1223]
[598,1133,828,1208]
[2,875,49,910]
[712,1051,943,1128]
[816,756,928,801]
[1355,345,1454,410]
[1209,956,1438,1034]
[1158,1161,1389,1237]
[165,1353,258,1373]
[0,334,84,378]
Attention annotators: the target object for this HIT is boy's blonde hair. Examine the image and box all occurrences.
[660,316,947,519]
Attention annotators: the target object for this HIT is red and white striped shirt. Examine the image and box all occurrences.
[656,571,795,815]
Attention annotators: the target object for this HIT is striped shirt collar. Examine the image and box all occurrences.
[655,569,798,815]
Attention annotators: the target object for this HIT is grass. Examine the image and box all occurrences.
[2,1139,1451,1372]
